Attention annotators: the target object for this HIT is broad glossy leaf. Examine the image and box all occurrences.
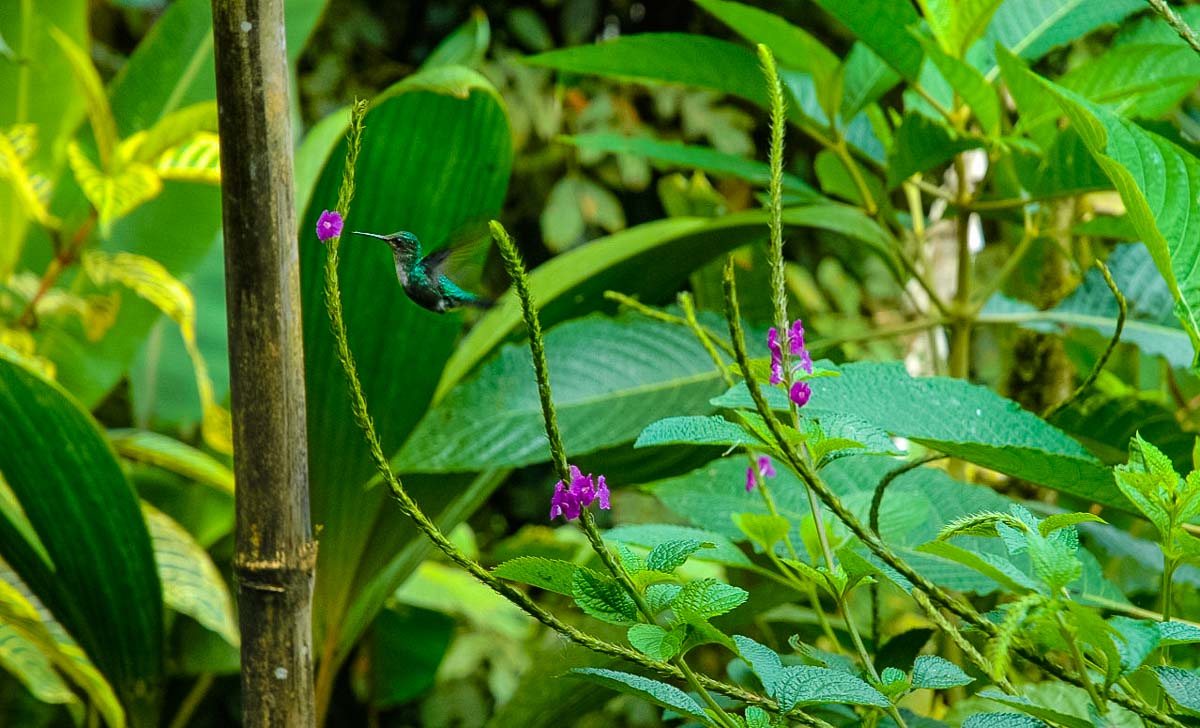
[1024,69,1200,363]
[715,362,1122,510]
[0,355,161,720]
[438,206,895,398]
[399,314,728,472]
[297,67,512,664]
[366,605,453,708]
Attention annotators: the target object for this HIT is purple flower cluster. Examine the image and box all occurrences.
[746,455,776,492]
[768,319,813,407]
[316,209,343,242]
[549,465,611,521]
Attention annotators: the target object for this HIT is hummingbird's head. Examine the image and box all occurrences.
[351,230,420,255]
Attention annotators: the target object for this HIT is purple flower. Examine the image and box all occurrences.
[767,327,784,385]
[790,380,811,407]
[766,318,815,406]
[788,319,813,375]
[746,455,776,492]
[316,209,343,242]
[550,465,611,520]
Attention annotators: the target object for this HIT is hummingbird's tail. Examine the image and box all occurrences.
[464,296,496,310]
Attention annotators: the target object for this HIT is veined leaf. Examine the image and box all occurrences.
[981,0,1143,72]
[569,668,710,722]
[399,314,731,472]
[635,415,763,450]
[49,26,118,166]
[0,127,60,228]
[921,0,1003,58]
[0,354,161,720]
[154,131,220,184]
[82,250,231,454]
[422,7,489,69]
[142,503,237,646]
[67,142,162,232]
[1059,44,1200,119]
[1019,61,1200,364]
[810,0,923,80]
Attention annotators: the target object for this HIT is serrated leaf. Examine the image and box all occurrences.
[636,416,763,449]
[572,569,638,625]
[670,578,748,624]
[922,0,1003,58]
[916,541,1037,594]
[68,142,162,231]
[646,540,708,573]
[911,654,974,689]
[143,503,237,646]
[915,34,1000,134]
[774,664,890,710]
[745,705,771,728]
[1159,620,1200,644]
[627,624,684,661]
[646,583,682,614]
[605,523,753,568]
[713,361,1121,512]
[493,557,594,597]
[983,0,1142,67]
[1154,667,1200,714]
[1059,44,1200,119]
[733,635,785,691]
[82,250,231,454]
[809,0,923,80]
[569,667,710,722]
[107,429,233,495]
[962,712,1050,728]
[886,113,980,188]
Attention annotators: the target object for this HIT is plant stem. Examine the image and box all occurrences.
[948,154,975,380]
[1056,611,1107,714]
[15,210,97,329]
[166,674,214,728]
[1144,0,1200,56]
[1161,556,1177,665]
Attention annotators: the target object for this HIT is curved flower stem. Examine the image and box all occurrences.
[1144,0,1200,56]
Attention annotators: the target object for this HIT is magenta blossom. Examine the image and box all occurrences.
[746,455,776,492]
[316,209,343,242]
[767,318,815,406]
[550,465,611,521]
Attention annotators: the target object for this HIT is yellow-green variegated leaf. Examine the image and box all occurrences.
[0,560,123,726]
[154,132,220,185]
[118,102,218,166]
[109,430,234,496]
[48,27,118,167]
[0,128,60,229]
[67,142,162,231]
[142,504,237,646]
[81,251,232,454]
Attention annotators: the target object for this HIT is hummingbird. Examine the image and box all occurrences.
[350,229,493,314]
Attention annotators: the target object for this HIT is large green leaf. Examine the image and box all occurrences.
[436,205,895,400]
[398,313,729,472]
[295,66,512,670]
[1058,44,1200,119]
[980,0,1143,70]
[0,354,161,723]
[713,361,1125,511]
[1016,61,1200,364]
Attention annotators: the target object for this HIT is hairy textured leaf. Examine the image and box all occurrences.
[646,540,708,573]
[627,624,684,661]
[670,578,748,623]
[572,570,638,625]
[492,556,598,597]
[774,664,889,710]
[911,654,974,689]
[401,314,728,471]
[636,416,762,450]
[962,714,1049,728]
[604,523,753,568]
[1155,667,1200,714]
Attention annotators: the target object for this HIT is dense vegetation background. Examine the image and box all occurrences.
[1,0,1200,726]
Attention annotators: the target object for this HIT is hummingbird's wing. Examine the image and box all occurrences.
[421,219,492,288]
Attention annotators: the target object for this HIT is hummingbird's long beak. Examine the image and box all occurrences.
[350,231,389,240]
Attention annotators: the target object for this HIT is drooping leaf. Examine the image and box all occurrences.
[67,142,162,231]
[568,668,710,723]
[626,624,684,661]
[48,26,118,165]
[0,354,162,720]
[492,556,600,597]
[108,429,233,495]
[422,7,490,70]
[142,503,237,646]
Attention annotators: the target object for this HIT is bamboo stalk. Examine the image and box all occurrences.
[210,1,316,726]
